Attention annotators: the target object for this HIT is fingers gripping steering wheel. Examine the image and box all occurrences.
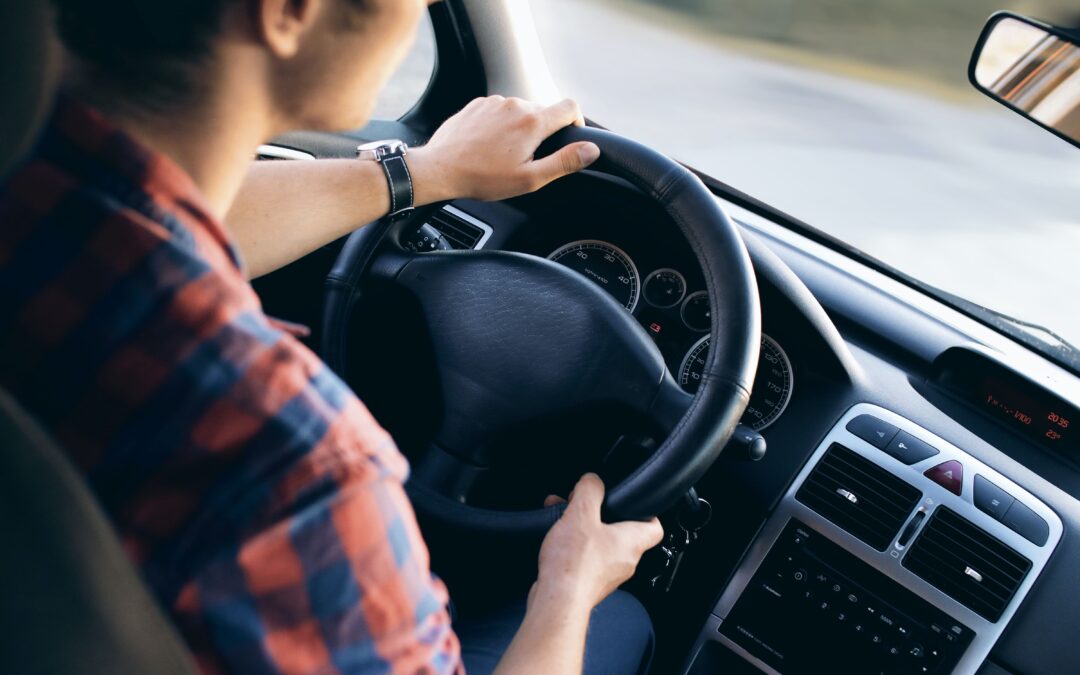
[322,126,760,536]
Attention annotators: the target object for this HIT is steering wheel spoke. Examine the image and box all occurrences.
[410,443,486,503]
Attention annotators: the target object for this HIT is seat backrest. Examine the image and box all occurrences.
[0,5,196,672]
[0,387,197,674]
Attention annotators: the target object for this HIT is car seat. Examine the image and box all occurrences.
[0,2,197,672]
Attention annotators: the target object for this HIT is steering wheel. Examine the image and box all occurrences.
[322,126,760,536]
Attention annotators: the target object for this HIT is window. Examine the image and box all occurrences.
[533,0,1080,349]
[372,10,436,120]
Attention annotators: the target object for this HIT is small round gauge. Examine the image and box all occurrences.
[643,268,686,308]
[548,240,640,312]
[678,333,794,431]
[680,291,711,332]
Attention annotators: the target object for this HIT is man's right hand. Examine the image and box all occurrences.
[535,473,664,612]
[491,474,662,675]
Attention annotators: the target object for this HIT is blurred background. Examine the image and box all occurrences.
[617,0,1078,89]
[386,0,1080,350]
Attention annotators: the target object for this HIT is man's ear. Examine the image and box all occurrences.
[257,0,322,58]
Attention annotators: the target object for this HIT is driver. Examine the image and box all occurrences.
[0,0,663,673]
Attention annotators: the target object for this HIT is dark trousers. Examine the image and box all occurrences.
[456,590,655,674]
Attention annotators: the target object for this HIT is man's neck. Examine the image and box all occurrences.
[65,66,273,221]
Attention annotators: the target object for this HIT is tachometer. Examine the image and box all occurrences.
[548,240,640,312]
[678,333,794,431]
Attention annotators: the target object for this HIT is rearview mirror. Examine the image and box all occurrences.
[970,12,1080,149]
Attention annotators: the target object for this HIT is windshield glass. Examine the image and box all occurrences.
[532,0,1080,349]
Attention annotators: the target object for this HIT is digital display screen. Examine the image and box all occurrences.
[978,374,1076,450]
[937,348,1080,460]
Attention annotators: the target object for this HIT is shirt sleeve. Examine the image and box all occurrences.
[141,267,463,674]
[171,389,463,675]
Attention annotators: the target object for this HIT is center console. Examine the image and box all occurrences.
[684,404,1062,674]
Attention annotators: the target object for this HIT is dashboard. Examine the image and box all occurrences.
[399,173,1080,675]
[254,139,1080,675]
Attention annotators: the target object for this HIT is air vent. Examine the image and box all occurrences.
[903,507,1032,622]
[255,144,315,161]
[426,207,491,249]
[796,443,922,551]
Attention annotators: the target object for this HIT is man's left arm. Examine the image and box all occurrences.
[227,97,600,278]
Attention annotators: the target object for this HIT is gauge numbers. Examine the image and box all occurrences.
[678,333,794,431]
[548,240,640,312]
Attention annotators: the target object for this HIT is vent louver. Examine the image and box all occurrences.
[903,507,1031,622]
[796,444,922,551]
[427,208,488,249]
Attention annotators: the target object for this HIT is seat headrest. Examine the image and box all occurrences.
[0,0,60,179]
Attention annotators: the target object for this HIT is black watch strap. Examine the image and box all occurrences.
[381,154,414,221]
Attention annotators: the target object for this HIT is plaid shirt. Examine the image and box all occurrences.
[0,98,461,674]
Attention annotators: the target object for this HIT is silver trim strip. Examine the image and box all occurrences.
[441,205,495,250]
[687,402,1063,675]
[255,144,316,161]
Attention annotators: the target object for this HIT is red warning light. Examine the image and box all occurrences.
[649,322,662,334]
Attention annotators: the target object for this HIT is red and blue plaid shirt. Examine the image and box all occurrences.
[0,98,462,674]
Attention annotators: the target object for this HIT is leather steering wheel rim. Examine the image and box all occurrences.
[323,126,760,536]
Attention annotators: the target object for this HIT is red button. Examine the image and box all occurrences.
[924,460,963,495]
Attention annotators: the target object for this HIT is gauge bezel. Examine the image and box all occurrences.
[678,333,795,431]
[547,239,641,312]
[642,267,687,308]
[679,290,711,332]
[750,334,795,431]
[678,333,711,394]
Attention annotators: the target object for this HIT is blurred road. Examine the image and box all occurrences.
[529,0,1080,347]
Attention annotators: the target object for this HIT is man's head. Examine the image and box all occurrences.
[51,0,428,132]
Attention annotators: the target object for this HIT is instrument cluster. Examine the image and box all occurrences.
[548,239,794,431]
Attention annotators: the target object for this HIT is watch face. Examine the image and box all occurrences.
[357,139,408,159]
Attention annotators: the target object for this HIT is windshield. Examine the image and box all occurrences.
[532,0,1080,351]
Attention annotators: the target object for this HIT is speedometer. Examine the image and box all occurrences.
[548,240,640,312]
[678,333,794,431]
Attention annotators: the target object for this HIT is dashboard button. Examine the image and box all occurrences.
[973,475,1015,521]
[1002,500,1050,546]
[885,431,940,464]
[846,414,899,449]
[924,460,964,495]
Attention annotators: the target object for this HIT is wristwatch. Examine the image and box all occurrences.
[356,139,414,221]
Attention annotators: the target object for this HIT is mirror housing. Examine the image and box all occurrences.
[970,12,1080,149]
